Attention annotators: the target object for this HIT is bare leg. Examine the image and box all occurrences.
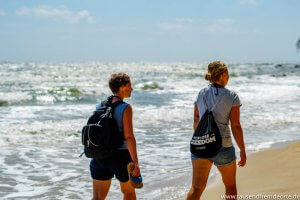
[92,179,111,200]
[217,161,237,200]
[186,159,213,200]
[120,181,136,200]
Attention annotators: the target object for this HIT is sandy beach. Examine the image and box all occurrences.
[199,141,300,199]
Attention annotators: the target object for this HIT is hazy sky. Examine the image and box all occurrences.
[0,0,300,62]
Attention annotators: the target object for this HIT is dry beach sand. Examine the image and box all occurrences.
[185,141,300,199]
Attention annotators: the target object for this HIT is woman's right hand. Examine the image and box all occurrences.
[238,150,247,167]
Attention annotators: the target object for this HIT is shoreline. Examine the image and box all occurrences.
[197,140,300,199]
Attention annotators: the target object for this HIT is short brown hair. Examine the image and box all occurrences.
[205,61,228,83]
[109,73,131,93]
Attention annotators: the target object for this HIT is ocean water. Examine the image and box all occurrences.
[0,62,300,199]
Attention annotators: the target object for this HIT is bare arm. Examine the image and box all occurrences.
[229,106,247,167]
[193,104,200,130]
[123,105,140,176]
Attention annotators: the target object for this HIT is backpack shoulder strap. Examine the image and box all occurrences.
[203,87,225,111]
[106,96,126,113]
[111,101,124,109]
[211,94,225,111]
[202,88,209,110]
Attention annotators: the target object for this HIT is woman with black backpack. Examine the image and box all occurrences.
[186,61,247,200]
[90,73,141,200]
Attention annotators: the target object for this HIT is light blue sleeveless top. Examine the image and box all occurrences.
[96,101,129,150]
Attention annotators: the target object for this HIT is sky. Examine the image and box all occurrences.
[0,0,300,62]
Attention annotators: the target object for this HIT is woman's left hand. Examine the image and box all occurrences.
[132,162,140,177]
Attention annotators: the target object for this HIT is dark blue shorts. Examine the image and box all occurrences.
[90,150,132,182]
[191,146,236,166]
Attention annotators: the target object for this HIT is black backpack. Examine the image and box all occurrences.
[190,89,223,158]
[81,96,125,159]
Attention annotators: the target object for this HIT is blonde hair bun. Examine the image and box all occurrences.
[205,61,228,83]
[205,73,211,81]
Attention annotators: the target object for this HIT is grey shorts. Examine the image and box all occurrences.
[191,146,236,167]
